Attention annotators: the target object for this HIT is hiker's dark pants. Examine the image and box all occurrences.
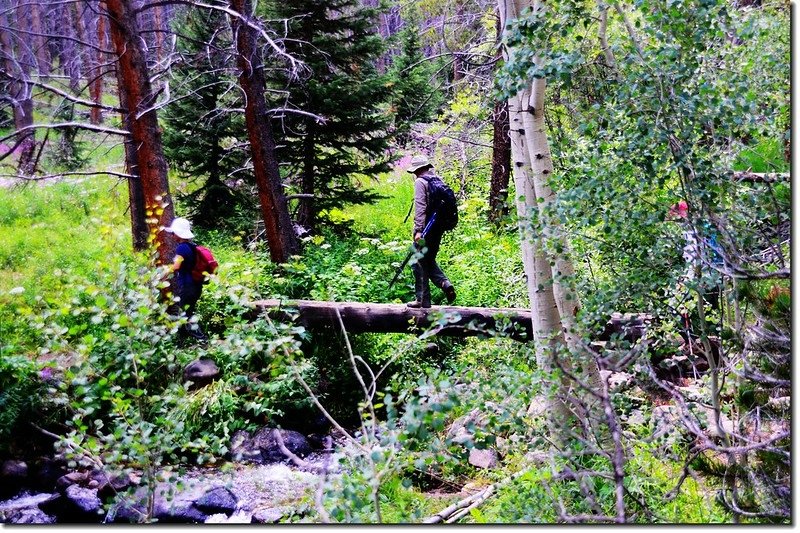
[177,279,205,338]
[411,232,450,306]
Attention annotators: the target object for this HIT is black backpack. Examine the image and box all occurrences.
[424,174,458,233]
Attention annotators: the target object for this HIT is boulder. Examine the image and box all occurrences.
[205,510,252,524]
[56,471,89,491]
[229,430,261,463]
[5,507,57,524]
[468,448,498,469]
[599,370,635,393]
[253,507,290,524]
[32,458,68,492]
[183,358,220,388]
[97,471,138,501]
[37,489,102,523]
[64,485,102,517]
[0,460,29,498]
[252,428,312,464]
[195,486,238,516]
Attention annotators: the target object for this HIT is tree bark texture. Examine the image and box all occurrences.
[3,4,37,175]
[104,0,175,262]
[254,299,535,341]
[90,14,108,125]
[297,127,316,231]
[114,63,149,251]
[229,0,299,263]
[29,2,50,79]
[489,99,511,223]
[252,299,646,344]
[520,0,602,391]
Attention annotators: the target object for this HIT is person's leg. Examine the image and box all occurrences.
[410,259,431,307]
[179,283,207,340]
[423,234,456,303]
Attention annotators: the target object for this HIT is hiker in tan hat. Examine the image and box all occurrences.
[406,155,457,308]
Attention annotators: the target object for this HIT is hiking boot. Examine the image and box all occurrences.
[443,283,456,304]
[406,300,431,309]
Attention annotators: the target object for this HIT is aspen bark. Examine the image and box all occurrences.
[520,0,602,392]
[104,0,176,262]
[229,0,299,263]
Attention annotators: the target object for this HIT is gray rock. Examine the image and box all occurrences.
[195,486,238,515]
[2,460,28,481]
[0,460,28,498]
[230,430,261,462]
[253,428,312,464]
[468,448,498,469]
[33,458,67,492]
[64,484,102,516]
[253,507,289,524]
[153,502,208,524]
[97,471,137,501]
[37,490,102,523]
[205,510,252,523]
[183,358,220,388]
[56,471,88,491]
[599,370,635,393]
[5,507,56,524]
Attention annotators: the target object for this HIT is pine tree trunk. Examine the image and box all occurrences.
[297,127,316,231]
[60,3,82,93]
[104,0,176,262]
[90,14,107,125]
[489,99,511,223]
[30,2,50,79]
[115,64,149,251]
[229,0,299,263]
[4,3,37,175]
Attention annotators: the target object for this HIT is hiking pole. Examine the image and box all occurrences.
[388,213,437,290]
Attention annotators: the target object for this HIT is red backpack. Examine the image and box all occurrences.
[191,244,218,284]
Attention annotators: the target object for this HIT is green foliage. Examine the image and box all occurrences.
[480,442,730,523]
[162,9,252,232]
[387,18,445,142]
[46,103,88,172]
[0,354,50,453]
[263,0,395,230]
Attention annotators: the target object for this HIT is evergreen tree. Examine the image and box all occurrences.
[162,9,250,230]
[265,0,394,231]
[387,20,444,144]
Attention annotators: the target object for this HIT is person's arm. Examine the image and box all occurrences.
[171,254,184,272]
[413,178,427,242]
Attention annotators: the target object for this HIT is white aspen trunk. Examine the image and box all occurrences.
[521,0,602,393]
[501,0,575,426]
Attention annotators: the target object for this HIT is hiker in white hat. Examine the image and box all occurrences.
[405,155,456,308]
[165,217,207,341]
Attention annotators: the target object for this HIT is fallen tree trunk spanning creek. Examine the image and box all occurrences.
[251,299,650,343]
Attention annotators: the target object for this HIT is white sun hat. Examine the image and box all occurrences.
[164,217,194,239]
[406,154,432,173]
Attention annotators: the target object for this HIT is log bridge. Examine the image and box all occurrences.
[251,299,648,343]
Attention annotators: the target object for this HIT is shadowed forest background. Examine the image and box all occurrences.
[0,0,790,524]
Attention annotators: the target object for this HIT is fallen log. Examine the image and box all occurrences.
[251,300,651,343]
[731,171,789,183]
[251,299,533,341]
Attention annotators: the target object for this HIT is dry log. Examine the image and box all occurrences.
[251,300,651,343]
[731,171,789,183]
[252,299,534,341]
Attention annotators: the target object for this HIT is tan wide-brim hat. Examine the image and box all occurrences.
[407,154,432,173]
[164,217,194,239]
